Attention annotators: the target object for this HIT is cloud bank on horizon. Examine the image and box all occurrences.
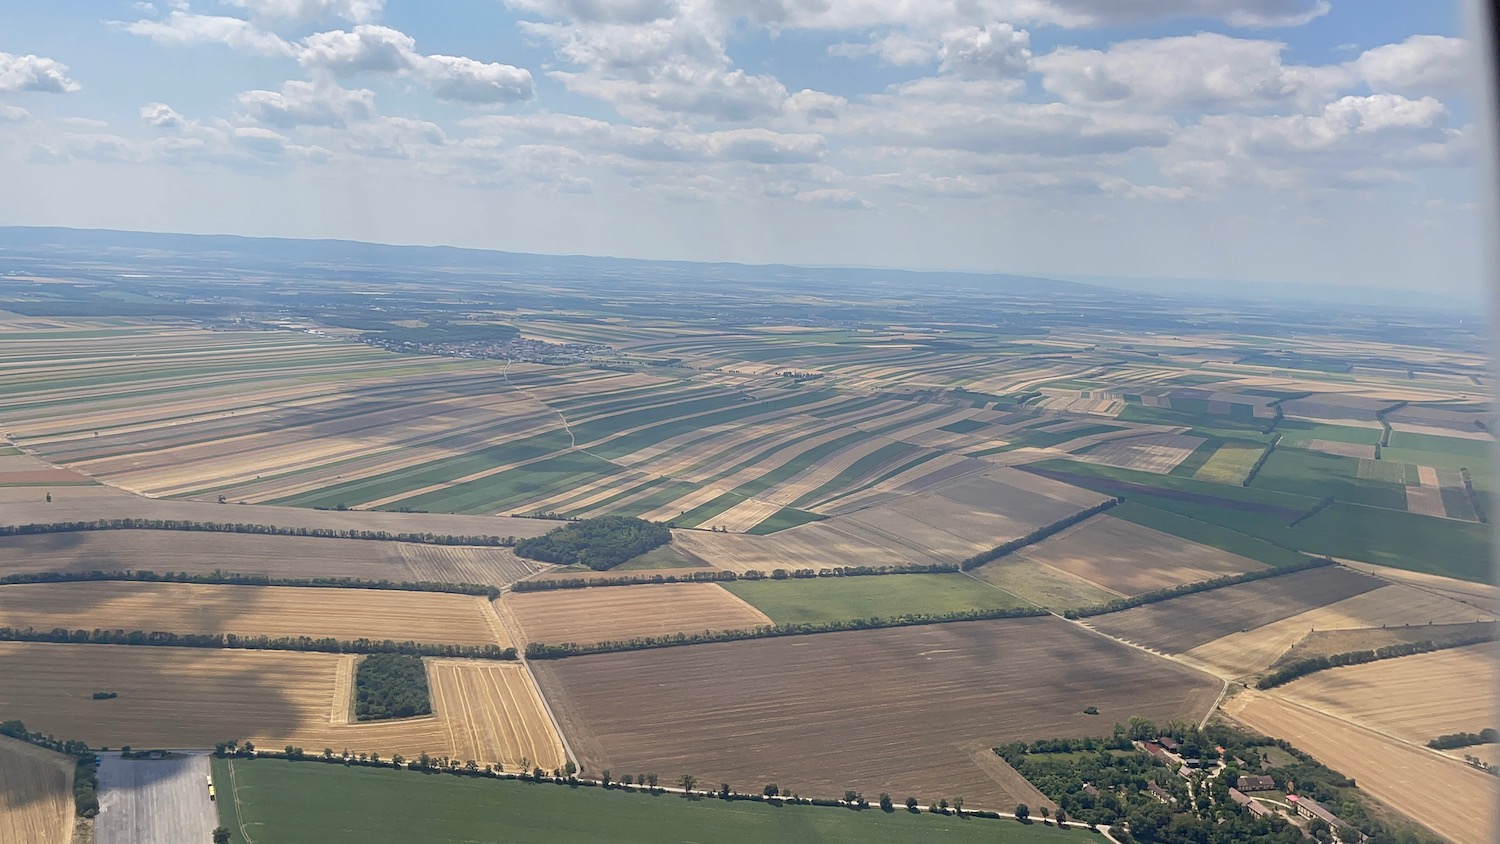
[0,0,1484,293]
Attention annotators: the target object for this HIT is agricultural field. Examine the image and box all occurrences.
[722,574,1029,624]
[1183,582,1494,678]
[1074,433,1206,474]
[1223,691,1494,844]
[500,583,772,646]
[0,735,74,844]
[210,757,1081,844]
[0,530,540,588]
[1004,514,1266,596]
[532,616,1221,809]
[1191,442,1265,484]
[1271,644,1497,744]
[0,581,511,648]
[1085,566,1386,655]
[0,643,563,770]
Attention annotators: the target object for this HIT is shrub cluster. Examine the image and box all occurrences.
[1429,729,1498,750]
[1069,556,1331,619]
[0,626,517,660]
[524,605,1048,659]
[509,563,958,592]
[514,516,671,570]
[959,499,1120,571]
[0,568,500,599]
[0,518,515,547]
[1257,632,1496,689]
[355,653,432,721]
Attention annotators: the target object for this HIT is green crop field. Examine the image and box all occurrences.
[939,419,991,434]
[1386,431,1492,458]
[1355,458,1416,484]
[1274,419,1382,445]
[1291,503,1493,581]
[211,758,1076,844]
[1167,438,1222,477]
[722,574,1029,624]
[1192,443,1265,485]
[747,506,826,534]
[1248,448,1408,510]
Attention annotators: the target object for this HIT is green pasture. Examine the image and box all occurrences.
[723,574,1028,625]
[210,758,1073,844]
[1248,448,1408,510]
[747,507,826,534]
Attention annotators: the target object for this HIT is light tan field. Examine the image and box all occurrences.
[1223,690,1495,844]
[0,581,511,648]
[1339,560,1499,612]
[1274,645,1497,744]
[1012,515,1265,595]
[427,659,567,769]
[1184,583,1492,678]
[0,643,563,769]
[0,735,74,844]
[968,556,1122,609]
[1077,434,1205,473]
[0,530,540,589]
[501,583,771,646]
[1405,465,1447,517]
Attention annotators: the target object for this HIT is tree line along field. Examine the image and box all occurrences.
[0,643,565,771]
[0,735,74,844]
[0,581,514,648]
[210,757,1082,844]
[0,529,542,589]
[532,616,1222,811]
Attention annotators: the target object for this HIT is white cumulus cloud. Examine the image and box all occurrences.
[0,52,83,93]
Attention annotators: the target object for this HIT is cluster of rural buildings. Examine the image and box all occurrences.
[1140,738,1356,841]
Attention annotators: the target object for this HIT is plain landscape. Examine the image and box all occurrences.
[0,228,1492,844]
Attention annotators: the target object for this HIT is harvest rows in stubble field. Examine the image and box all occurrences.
[0,735,74,844]
[0,580,513,648]
[500,582,772,647]
[0,643,565,770]
[532,615,1221,810]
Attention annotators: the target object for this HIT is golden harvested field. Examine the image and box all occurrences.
[0,643,563,769]
[1011,514,1265,595]
[1223,690,1495,844]
[1341,560,1500,612]
[1272,621,1494,668]
[0,581,511,648]
[0,530,540,588]
[501,583,771,647]
[1183,583,1492,678]
[0,735,74,844]
[427,660,567,769]
[533,616,1220,808]
[1087,566,1385,655]
[1273,645,1497,744]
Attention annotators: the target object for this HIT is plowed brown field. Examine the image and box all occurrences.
[0,735,74,844]
[0,581,510,648]
[532,615,1220,807]
[0,643,562,769]
[0,530,539,588]
[501,583,772,647]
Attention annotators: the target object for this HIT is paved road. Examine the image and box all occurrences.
[96,753,217,844]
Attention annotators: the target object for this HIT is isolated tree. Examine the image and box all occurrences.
[938,798,949,813]
[952,797,963,816]
[764,783,779,797]
[879,793,893,812]
[719,783,731,800]
[212,827,231,844]
[1055,808,1068,826]
[1040,806,1050,822]
[601,770,612,788]
[622,773,634,786]
[905,796,919,812]
[679,774,696,795]
[565,760,577,777]
[322,748,334,760]
[1015,803,1031,822]
[392,754,404,768]
[533,767,545,781]
[646,773,659,791]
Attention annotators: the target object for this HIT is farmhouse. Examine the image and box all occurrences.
[1288,795,1350,829]
[1228,788,1272,818]
[1143,742,1176,764]
[1237,774,1277,791]
[1157,736,1180,752]
[1147,782,1174,804]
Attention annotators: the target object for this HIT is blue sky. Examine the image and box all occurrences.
[0,1,1484,296]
